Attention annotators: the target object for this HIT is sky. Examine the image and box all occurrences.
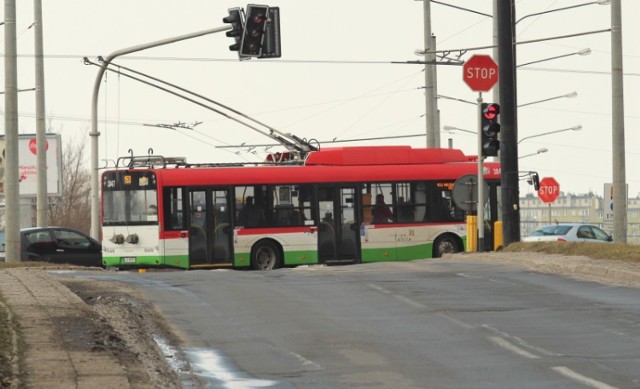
[1,0,639,198]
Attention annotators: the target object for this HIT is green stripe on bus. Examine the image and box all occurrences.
[361,242,434,262]
[103,255,189,269]
[234,250,319,267]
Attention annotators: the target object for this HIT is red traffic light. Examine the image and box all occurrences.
[483,103,500,120]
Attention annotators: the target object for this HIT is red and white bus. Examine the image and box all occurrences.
[101,146,501,270]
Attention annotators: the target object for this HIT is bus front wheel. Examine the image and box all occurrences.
[433,234,461,258]
[251,240,282,271]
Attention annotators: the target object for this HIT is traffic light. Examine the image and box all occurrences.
[532,173,540,191]
[481,103,500,157]
[530,172,540,191]
[240,4,269,57]
[222,7,245,53]
[259,7,281,58]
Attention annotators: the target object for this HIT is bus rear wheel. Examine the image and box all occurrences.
[433,234,461,258]
[251,240,282,271]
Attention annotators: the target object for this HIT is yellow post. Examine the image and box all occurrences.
[493,220,504,251]
[466,215,477,252]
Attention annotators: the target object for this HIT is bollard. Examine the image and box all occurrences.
[466,215,477,252]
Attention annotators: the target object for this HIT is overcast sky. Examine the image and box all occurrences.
[2,0,639,198]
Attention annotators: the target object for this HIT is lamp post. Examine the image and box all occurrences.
[515,0,610,25]
[519,147,548,159]
[517,125,582,144]
[443,125,476,135]
[518,91,577,108]
[89,26,231,239]
[517,48,591,68]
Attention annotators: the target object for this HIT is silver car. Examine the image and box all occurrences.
[523,223,612,243]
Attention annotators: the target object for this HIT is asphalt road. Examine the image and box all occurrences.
[64,259,640,388]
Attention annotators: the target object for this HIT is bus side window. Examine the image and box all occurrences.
[164,187,185,230]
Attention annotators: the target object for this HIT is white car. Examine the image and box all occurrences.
[522,223,612,243]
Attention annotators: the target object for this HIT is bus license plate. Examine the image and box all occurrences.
[122,257,136,263]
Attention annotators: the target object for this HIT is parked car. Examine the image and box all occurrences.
[19,227,102,267]
[522,223,612,243]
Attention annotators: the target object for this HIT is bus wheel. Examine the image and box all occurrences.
[251,241,282,271]
[433,234,461,258]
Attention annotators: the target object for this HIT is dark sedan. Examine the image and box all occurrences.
[20,227,102,267]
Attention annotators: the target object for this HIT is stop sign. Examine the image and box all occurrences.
[463,55,499,92]
[538,177,560,203]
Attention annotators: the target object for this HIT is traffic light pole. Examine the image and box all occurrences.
[89,25,231,240]
[476,93,484,252]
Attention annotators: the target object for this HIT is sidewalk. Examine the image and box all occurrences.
[0,268,152,388]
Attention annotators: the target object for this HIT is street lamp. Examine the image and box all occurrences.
[517,48,591,68]
[89,26,231,239]
[436,94,475,106]
[515,0,610,25]
[517,125,582,144]
[518,91,577,108]
[519,147,548,159]
[443,125,476,135]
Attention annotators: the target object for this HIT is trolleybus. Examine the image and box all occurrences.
[101,146,501,270]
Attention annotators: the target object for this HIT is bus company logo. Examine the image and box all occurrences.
[28,138,49,155]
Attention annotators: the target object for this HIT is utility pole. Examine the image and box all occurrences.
[34,0,48,227]
[4,0,20,262]
[497,0,520,245]
[421,0,439,148]
[611,0,626,243]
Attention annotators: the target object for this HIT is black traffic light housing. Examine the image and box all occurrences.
[259,7,281,58]
[240,4,269,57]
[222,7,245,54]
[529,172,540,191]
[481,103,500,157]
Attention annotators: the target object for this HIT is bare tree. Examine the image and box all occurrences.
[49,135,91,233]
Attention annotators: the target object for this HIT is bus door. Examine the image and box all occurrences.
[317,186,360,263]
[188,189,233,267]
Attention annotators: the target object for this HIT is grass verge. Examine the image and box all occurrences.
[504,241,640,263]
[0,292,22,388]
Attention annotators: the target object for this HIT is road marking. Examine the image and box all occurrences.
[552,366,618,389]
[393,294,426,309]
[367,284,391,294]
[436,312,473,329]
[482,325,557,357]
[488,336,539,359]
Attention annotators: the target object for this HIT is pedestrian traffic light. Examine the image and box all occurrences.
[222,7,245,53]
[240,4,269,57]
[481,103,500,157]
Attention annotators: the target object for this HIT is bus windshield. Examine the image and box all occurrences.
[102,171,158,226]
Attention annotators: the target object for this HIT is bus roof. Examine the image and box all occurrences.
[103,146,500,187]
[305,146,474,166]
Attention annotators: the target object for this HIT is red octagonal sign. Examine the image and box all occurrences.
[538,177,560,203]
[463,55,499,92]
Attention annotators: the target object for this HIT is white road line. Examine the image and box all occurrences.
[436,312,473,329]
[552,366,618,389]
[488,336,540,359]
[393,294,426,309]
[367,284,391,294]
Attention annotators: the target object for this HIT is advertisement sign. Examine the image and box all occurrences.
[0,133,63,197]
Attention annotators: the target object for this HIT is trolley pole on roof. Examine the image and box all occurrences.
[89,25,231,240]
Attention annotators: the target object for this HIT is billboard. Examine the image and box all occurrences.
[0,133,63,197]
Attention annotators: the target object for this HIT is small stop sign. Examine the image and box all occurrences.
[538,177,560,203]
[463,55,499,92]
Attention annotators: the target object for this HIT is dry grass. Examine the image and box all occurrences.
[504,242,640,263]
